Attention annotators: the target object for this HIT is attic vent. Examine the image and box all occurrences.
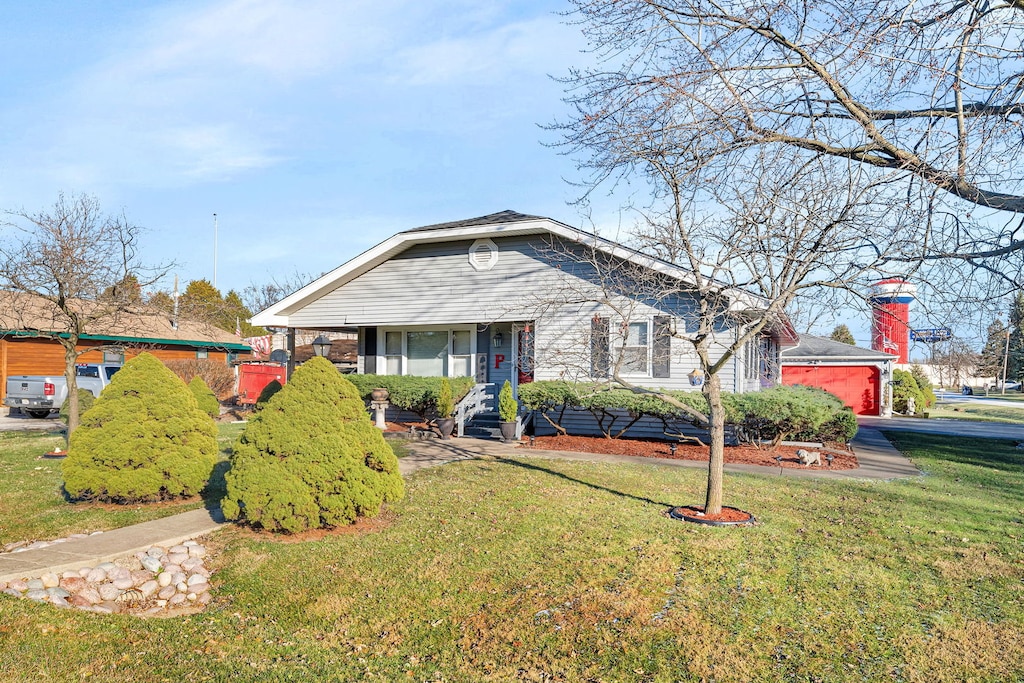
[469,238,499,271]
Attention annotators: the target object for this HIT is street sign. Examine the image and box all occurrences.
[910,327,952,342]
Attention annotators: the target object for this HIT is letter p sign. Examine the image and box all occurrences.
[494,354,505,369]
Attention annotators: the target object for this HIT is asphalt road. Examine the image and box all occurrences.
[0,409,63,432]
[858,415,1024,440]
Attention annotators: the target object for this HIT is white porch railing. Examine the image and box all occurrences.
[456,383,493,437]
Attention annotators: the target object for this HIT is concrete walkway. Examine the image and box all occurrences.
[0,427,916,583]
[398,425,920,481]
[0,507,225,584]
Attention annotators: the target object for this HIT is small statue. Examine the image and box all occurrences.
[906,396,916,415]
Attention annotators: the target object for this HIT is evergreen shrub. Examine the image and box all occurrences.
[437,378,454,418]
[909,365,937,408]
[892,369,925,414]
[517,380,853,443]
[60,389,96,424]
[62,352,218,503]
[346,374,474,419]
[498,380,518,422]
[222,357,404,533]
[189,376,220,418]
[256,379,282,409]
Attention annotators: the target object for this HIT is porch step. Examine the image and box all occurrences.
[464,411,502,440]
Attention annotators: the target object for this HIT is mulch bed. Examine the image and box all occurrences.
[524,434,858,470]
[670,505,755,524]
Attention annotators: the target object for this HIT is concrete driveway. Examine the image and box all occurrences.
[859,415,1024,440]
[0,409,64,432]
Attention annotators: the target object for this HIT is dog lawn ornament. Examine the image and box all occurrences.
[796,449,821,466]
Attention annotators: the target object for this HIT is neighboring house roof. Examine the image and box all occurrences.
[781,334,896,362]
[251,210,798,344]
[0,292,251,351]
[292,338,357,365]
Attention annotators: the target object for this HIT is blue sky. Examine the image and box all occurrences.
[0,1,924,347]
[0,1,596,296]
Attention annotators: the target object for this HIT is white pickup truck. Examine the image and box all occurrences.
[4,363,122,418]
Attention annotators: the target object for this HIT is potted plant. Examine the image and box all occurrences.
[498,380,518,443]
[435,378,456,440]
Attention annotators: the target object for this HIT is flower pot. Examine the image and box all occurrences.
[370,387,390,402]
[499,421,517,443]
[436,417,456,440]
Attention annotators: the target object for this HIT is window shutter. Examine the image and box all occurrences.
[591,316,609,377]
[363,327,378,374]
[652,316,672,378]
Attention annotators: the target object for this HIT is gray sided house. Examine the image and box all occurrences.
[252,211,796,436]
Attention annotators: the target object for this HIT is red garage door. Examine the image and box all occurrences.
[782,365,880,416]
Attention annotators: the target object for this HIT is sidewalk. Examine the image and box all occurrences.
[0,428,916,583]
[0,507,225,584]
[398,425,920,481]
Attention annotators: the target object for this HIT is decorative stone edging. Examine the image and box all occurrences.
[0,541,214,615]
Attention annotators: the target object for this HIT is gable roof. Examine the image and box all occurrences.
[0,292,251,351]
[251,211,797,344]
[781,334,896,362]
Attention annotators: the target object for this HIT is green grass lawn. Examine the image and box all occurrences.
[0,423,245,544]
[928,402,1024,424]
[2,430,1023,681]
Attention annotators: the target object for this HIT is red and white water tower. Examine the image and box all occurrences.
[869,279,916,364]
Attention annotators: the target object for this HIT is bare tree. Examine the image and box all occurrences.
[0,193,170,433]
[552,0,1024,514]
[242,270,317,317]
[532,152,907,515]
[561,0,1024,284]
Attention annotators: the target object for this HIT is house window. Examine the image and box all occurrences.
[744,335,777,385]
[381,328,475,378]
[196,349,209,360]
[619,321,649,374]
[451,330,472,377]
[384,331,402,375]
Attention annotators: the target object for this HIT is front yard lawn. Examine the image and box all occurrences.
[1,431,1023,681]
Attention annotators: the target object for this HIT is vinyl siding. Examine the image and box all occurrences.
[290,235,743,390]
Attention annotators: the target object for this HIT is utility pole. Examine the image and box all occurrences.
[213,213,218,289]
[1001,327,1011,395]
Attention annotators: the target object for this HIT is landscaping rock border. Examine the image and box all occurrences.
[0,540,214,616]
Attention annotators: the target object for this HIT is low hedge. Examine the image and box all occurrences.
[346,375,475,420]
[518,380,856,444]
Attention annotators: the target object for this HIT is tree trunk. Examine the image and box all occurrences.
[703,371,725,516]
[63,341,80,438]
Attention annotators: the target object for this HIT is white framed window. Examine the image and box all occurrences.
[378,327,476,377]
[618,320,650,375]
[384,331,402,375]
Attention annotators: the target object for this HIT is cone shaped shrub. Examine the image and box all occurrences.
[222,356,404,533]
[62,352,218,503]
[189,376,220,418]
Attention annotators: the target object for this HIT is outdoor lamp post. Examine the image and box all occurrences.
[312,335,332,358]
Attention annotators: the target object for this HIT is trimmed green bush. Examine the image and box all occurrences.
[60,389,96,425]
[189,376,220,418]
[346,374,474,420]
[498,380,518,422]
[437,378,454,419]
[731,385,843,446]
[222,357,404,533]
[256,379,282,410]
[62,352,218,503]
[518,380,852,444]
[910,365,937,408]
[893,368,925,414]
